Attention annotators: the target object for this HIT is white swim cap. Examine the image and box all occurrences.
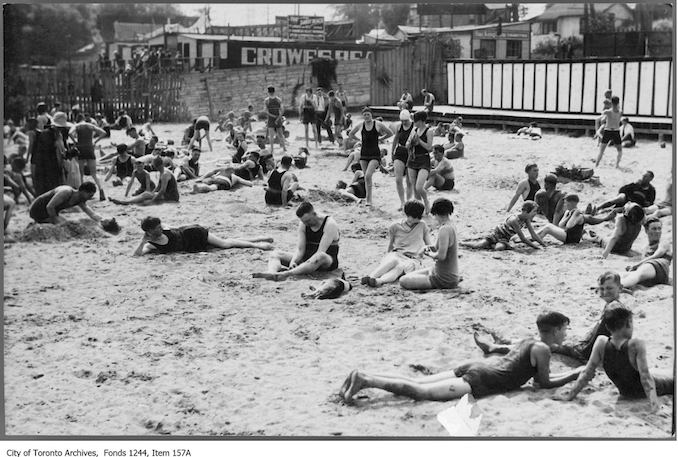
[399,110,411,121]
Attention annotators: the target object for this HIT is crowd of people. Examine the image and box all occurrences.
[2,82,673,421]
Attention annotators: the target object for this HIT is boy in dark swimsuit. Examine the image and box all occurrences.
[555,307,673,412]
[507,163,540,212]
[125,160,156,197]
[109,156,179,205]
[535,173,565,224]
[264,155,298,206]
[252,202,340,281]
[535,194,585,245]
[340,311,582,403]
[621,217,672,288]
[134,216,273,256]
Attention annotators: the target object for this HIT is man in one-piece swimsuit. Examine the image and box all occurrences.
[252,202,340,281]
[556,307,673,412]
[506,163,541,212]
[340,311,582,403]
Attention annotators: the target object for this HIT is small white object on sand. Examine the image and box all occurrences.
[437,394,482,436]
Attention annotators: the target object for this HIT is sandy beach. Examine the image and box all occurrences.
[2,117,674,437]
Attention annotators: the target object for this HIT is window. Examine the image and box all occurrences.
[479,39,496,58]
[542,20,557,34]
[506,40,522,59]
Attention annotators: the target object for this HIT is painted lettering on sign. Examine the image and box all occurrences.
[240,46,371,66]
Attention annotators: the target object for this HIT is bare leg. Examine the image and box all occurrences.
[228,175,253,188]
[595,194,626,213]
[414,169,430,213]
[399,268,433,290]
[254,252,333,280]
[108,191,154,205]
[205,131,213,152]
[375,266,407,286]
[343,370,472,402]
[460,239,492,249]
[369,253,400,279]
[207,233,273,250]
[621,264,657,288]
[3,195,15,230]
[277,127,287,152]
[360,159,379,206]
[537,224,567,243]
[615,144,622,168]
[584,211,617,226]
[473,332,511,355]
[393,160,407,209]
[268,127,276,155]
[338,189,361,203]
[595,142,607,167]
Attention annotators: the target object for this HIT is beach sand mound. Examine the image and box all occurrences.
[19,219,108,242]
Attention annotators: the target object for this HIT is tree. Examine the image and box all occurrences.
[333,3,412,37]
[381,3,411,35]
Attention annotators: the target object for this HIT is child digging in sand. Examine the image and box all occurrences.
[461,201,545,251]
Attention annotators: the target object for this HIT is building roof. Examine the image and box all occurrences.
[362,29,401,43]
[178,33,293,42]
[113,22,157,42]
[536,3,634,21]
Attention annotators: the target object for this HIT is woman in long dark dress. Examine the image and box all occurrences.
[32,124,65,196]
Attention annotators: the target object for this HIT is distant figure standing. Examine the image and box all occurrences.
[390,109,414,210]
[187,115,213,152]
[264,86,286,154]
[36,102,52,130]
[422,89,435,114]
[69,114,107,201]
[405,110,433,214]
[298,87,318,149]
[595,95,623,168]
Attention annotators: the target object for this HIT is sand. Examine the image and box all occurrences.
[2,118,674,437]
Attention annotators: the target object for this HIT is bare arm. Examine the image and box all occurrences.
[133,235,155,256]
[377,121,394,142]
[630,339,660,412]
[124,171,136,196]
[45,189,71,222]
[428,225,452,261]
[525,220,546,247]
[507,181,528,212]
[151,172,170,202]
[291,222,307,266]
[68,126,77,143]
[78,202,102,223]
[532,343,583,389]
[390,122,401,156]
[561,336,606,400]
[348,123,361,141]
[104,159,116,181]
[631,242,671,269]
[315,218,339,255]
[511,218,540,249]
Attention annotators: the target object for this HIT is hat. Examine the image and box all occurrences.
[94,112,103,118]
[51,112,72,128]
[399,109,411,121]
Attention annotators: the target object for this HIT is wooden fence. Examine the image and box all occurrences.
[5,63,188,123]
[369,39,448,107]
[447,57,673,118]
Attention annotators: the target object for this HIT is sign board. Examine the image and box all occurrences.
[474,28,530,39]
[288,15,325,41]
[221,41,373,68]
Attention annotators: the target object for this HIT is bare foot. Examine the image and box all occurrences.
[344,370,366,403]
[339,370,355,398]
[256,242,274,251]
[251,272,286,281]
[367,277,378,288]
[473,331,493,355]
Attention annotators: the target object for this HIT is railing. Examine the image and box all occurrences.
[95,57,224,74]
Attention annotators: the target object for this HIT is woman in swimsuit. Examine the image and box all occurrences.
[536,194,585,245]
[133,216,274,256]
[191,166,253,194]
[405,110,434,214]
[104,144,135,185]
[347,108,393,206]
[390,109,414,211]
[621,217,672,288]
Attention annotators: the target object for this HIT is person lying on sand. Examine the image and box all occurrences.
[516,122,542,139]
[264,155,299,206]
[535,194,585,245]
[475,272,628,365]
[506,163,540,212]
[461,201,545,251]
[585,202,645,259]
[399,198,460,290]
[361,200,430,287]
[109,156,179,205]
[340,311,582,403]
[644,179,671,219]
[336,163,365,203]
[29,182,103,225]
[233,150,264,182]
[587,171,655,216]
[191,166,253,193]
[620,217,672,289]
[554,307,673,412]
[252,202,340,281]
[174,148,201,182]
[424,145,455,191]
[133,216,273,256]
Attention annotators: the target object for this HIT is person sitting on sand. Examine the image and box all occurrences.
[586,202,645,259]
[336,162,365,203]
[475,271,627,365]
[139,116,156,139]
[191,166,253,194]
[102,127,147,162]
[174,148,201,182]
[125,160,156,197]
[231,128,248,164]
[109,156,179,205]
[535,173,565,224]
[340,311,582,403]
[555,307,673,412]
[516,122,542,139]
[620,217,672,289]
[645,179,672,219]
[133,216,273,256]
[293,147,309,169]
[535,194,585,245]
[29,182,103,224]
[252,202,340,281]
[265,155,299,206]
[444,132,465,160]
[342,143,361,171]
[462,201,545,251]
[425,145,455,191]
[506,163,540,212]
[587,171,656,216]
[399,198,460,290]
[361,200,431,287]
[104,144,135,185]
[5,156,34,204]
[620,117,636,148]
[111,110,132,130]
